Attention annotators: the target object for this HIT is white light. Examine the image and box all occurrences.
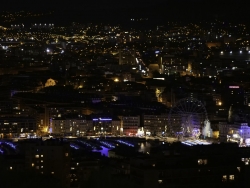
[46,49,50,53]
[240,51,242,53]
[220,51,223,54]
[230,51,232,54]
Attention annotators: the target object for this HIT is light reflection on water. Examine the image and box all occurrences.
[138,142,152,153]
[92,141,155,157]
[92,146,109,157]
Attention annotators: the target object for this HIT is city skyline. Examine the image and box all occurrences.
[1,1,250,187]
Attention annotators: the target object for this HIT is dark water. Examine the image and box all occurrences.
[138,141,152,153]
[92,141,156,157]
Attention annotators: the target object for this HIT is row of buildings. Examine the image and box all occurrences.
[0,112,168,138]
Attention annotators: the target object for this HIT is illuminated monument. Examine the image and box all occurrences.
[45,78,57,87]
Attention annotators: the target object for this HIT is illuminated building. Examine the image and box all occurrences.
[143,114,167,136]
[0,117,36,138]
[50,115,121,136]
[111,117,122,135]
[34,108,47,136]
[92,117,112,136]
[122,116,140,136]
[220,122,250,146]
[45,106,85,128]
[51,117,86,137]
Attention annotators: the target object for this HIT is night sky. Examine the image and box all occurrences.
[0,0,248,25]
[0,0,247,11]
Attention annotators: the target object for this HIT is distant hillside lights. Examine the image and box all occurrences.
[45,78,57,87]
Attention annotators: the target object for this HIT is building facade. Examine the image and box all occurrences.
[0,117,36,138]
[122,116,140,136]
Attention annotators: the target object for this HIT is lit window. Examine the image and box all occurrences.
[41,172,43,174]
[41,160,43,163]
[10,167,12,170]
[51,172,54,174]
[203,159,207,165]
[32,163,34,167]
[198,159,203,165]
[41,155,43,158]
[65,153,69,157]
[41,166,43,168]
[229,175,234,181]
[158,180,163,184]
[237,167,241,172]
[35,155,39,158]
[36,166,39,169]
[222,175,227,182]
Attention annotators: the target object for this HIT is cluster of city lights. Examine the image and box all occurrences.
[99,141,115,149]
[116,140,135,147]
[221,50,250,54]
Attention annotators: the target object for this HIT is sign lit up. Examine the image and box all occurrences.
[93,118,112,121]
[229,86,239,89]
